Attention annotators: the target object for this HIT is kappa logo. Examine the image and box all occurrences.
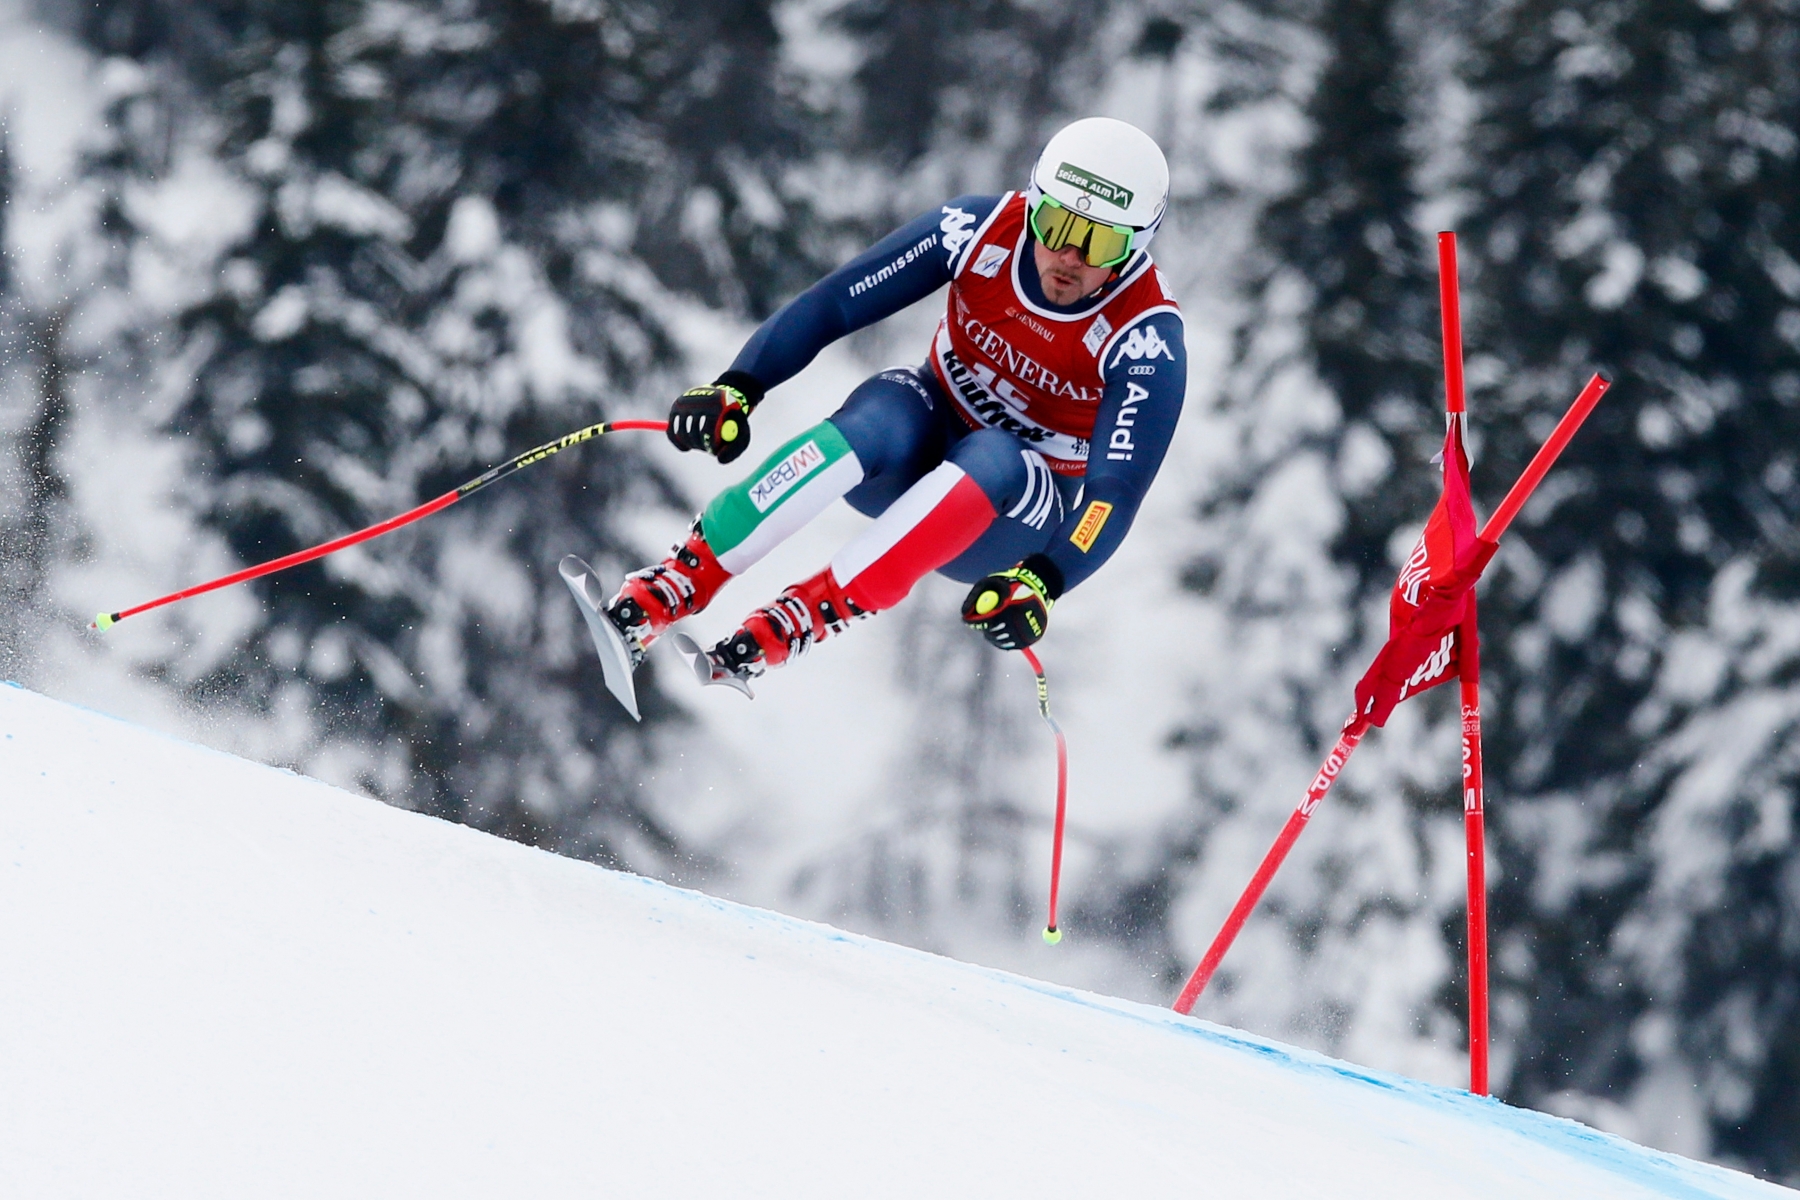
[971,243,1011,278]
[940,206,977,262]
[1083,313,1112,357]
[1108,324,1176,366]
[749,440,827,512]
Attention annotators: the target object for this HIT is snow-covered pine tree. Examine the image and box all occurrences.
[1161,0,1473,1077]
[833,0,1105,181]
[0,124,35,676]
[0,119,80,683]
[74,0,819,867]
[1461,0,1800,1173]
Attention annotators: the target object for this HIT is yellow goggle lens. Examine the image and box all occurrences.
[1029,197,1135,269]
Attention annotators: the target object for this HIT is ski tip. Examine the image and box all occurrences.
[1042,926,1062,946]
[668,632,710,687]
[557,554,593,591]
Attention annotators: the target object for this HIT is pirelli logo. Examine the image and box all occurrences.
[1070,501,1113,552]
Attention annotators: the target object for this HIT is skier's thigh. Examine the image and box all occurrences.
[936,432,1073,582]
[830,370,953,517]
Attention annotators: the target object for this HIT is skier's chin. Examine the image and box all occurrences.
[1039,271,1084,304]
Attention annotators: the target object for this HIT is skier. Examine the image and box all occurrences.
[561,116,1187,717]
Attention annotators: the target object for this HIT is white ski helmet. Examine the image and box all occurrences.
[1027,117,1170,255]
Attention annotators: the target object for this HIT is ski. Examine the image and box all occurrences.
[669,632,755,699]
[558,555,642,721]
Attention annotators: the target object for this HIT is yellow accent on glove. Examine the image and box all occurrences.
[961,565,1053,650]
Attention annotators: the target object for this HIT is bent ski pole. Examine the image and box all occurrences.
[1172,719,1368,1014]
[1478,372,1610,542]
[1021,646,1071,945]
[92,419,667,630]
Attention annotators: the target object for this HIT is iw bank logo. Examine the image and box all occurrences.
[750,441,826,512]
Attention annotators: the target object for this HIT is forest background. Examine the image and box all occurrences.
[2,0,1797,1182]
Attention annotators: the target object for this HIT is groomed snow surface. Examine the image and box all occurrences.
[1,683,1789,1199]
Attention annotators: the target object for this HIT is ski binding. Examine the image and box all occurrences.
[669,632,755,700]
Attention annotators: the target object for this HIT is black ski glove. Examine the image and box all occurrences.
[666,372,765,464]
[961,555,1064,650]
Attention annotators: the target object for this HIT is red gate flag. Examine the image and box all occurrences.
[1351,419,1498,731]
[1173,369,1608,1027]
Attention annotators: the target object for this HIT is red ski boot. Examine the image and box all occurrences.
[672,566,870,696]
[605,518,731,665]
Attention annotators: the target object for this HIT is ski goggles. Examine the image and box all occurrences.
[1028,194,1138,269]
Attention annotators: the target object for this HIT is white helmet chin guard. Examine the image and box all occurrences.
[1027,117,1170,255]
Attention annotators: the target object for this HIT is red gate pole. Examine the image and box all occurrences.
[1459,606,1490,1094]
[1439,231,1489,1093]
[1477,374,1610,543]
[1172,720,1368,1014]
[1438,232,1466,418]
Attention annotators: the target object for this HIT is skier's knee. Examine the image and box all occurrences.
[949,429,1042,511]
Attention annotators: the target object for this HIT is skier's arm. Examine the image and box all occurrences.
[1031,310,1187,596]
[719,195,1004,396]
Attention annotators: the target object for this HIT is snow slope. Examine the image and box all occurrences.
[0,683,1788,1200]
